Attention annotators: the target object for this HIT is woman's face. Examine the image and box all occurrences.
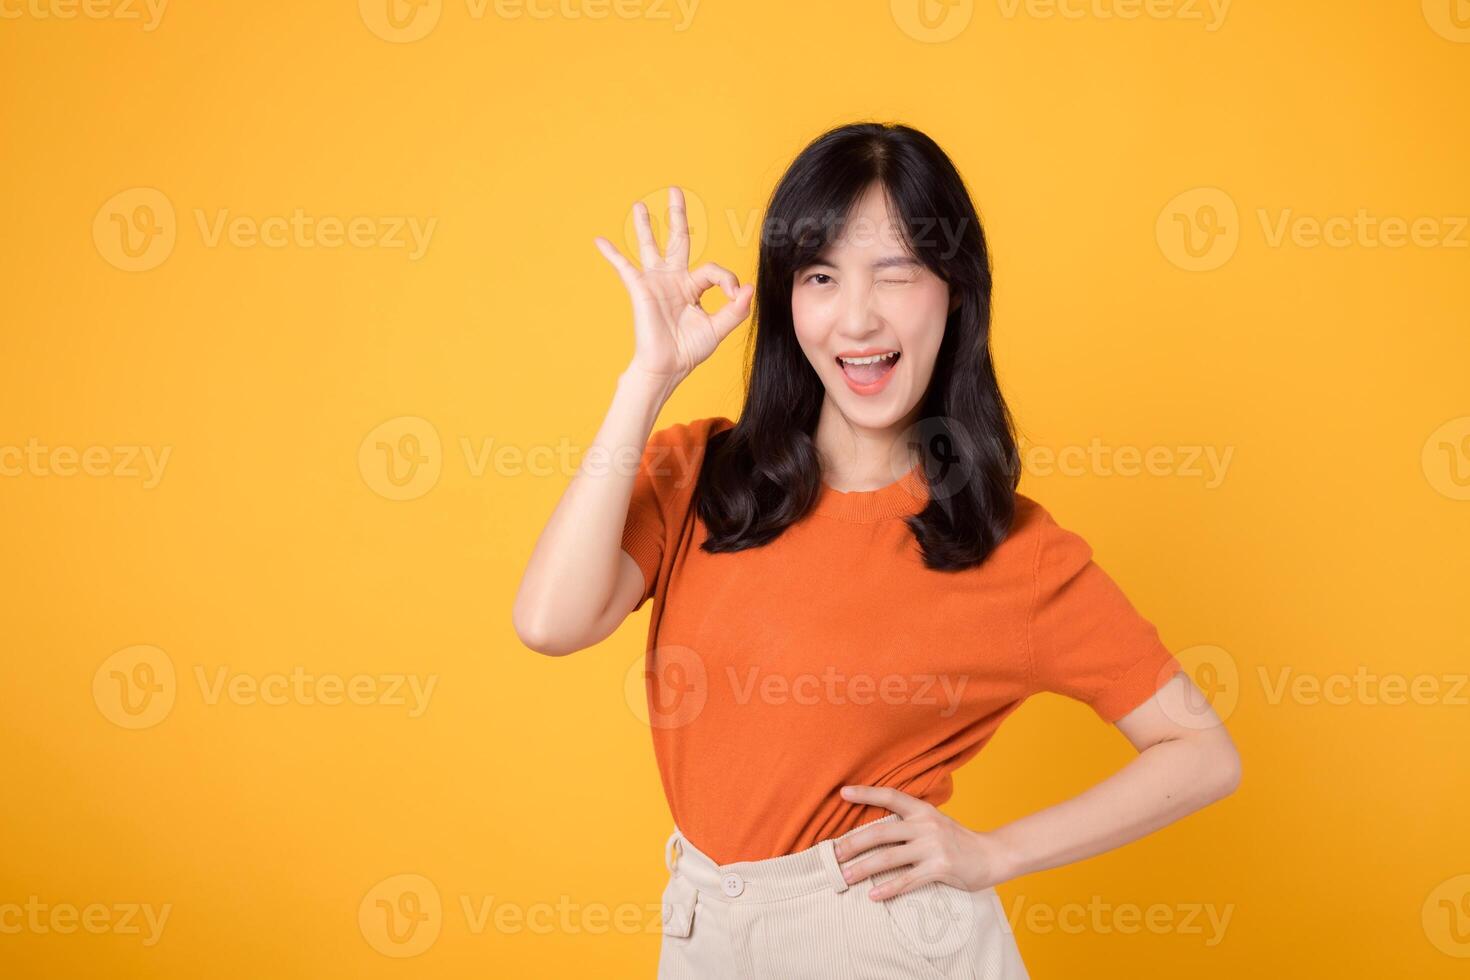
[790,181,955,435]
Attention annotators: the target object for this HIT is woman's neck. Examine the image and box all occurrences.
[812,398,923,491]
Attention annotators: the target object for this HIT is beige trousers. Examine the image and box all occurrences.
[657,813,1030,980]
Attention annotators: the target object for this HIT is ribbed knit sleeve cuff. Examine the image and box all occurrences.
[1090,644,1186,724]
[619,519,664,607]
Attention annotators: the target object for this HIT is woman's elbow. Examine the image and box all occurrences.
[1202,737,1242,802]
[513,588,619,656]
[514,619,571,656]
[511,593,580,657]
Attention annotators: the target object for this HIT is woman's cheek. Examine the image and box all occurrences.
[790,293,830,343]
[875,283,942,333]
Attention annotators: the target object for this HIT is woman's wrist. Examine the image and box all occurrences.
[617,364,682,408]
[980,822,1032,887]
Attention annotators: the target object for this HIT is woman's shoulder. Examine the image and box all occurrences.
[1006,490,1096,566]
[1009,491,1050,532]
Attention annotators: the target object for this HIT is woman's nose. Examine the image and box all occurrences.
[840,283,880,335]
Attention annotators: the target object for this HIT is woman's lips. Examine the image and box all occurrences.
[836,352,900,396]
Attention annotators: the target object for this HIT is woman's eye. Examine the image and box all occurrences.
[807,273,833,285]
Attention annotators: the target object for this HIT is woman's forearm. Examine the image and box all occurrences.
[511,366,675,653]
[988,730,1240,883]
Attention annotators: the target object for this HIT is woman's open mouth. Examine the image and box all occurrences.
[836,350,900,395]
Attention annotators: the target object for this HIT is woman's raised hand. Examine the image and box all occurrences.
[595,186,753,389]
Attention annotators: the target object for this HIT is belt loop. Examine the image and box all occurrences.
[664,828,683,875]
[818,839,849,894]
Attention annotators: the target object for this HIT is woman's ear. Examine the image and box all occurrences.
[948,290,961,315]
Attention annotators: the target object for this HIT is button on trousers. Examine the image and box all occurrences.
[656,814,1030,980]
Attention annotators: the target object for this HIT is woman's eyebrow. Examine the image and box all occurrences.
[805,255,920,270]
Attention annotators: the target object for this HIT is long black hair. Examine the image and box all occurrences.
[695,121,1020,571]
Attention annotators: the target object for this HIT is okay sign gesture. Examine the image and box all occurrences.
[595,186,753,389]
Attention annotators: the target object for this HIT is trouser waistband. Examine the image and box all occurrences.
[663,814,903,904]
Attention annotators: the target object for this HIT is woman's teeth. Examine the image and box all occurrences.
[837,351,900,386]
[837,351,899,366]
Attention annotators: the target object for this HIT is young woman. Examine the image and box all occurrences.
[513,122,1241,979]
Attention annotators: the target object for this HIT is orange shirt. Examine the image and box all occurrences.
[620,415,1183,865]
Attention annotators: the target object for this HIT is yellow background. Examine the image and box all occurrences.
[3,0,1468,975]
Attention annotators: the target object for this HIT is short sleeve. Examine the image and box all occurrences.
[1026,505,1184,723]
[618,416,730,612]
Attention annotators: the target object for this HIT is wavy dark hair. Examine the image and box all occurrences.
[694,121,1020,571]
